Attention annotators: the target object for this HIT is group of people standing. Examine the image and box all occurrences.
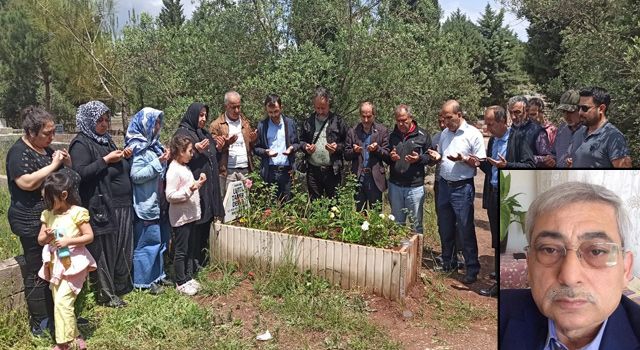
[6,101,225,349]
[6,84,631,347]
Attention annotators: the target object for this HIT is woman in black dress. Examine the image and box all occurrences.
[173,103,224,272]
[69,101,134,307]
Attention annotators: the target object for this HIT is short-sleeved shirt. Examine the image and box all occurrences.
[553,123,585,168]
[438,121,486,181]
[570,122,629,168]
[41,206,90,240]
[6,138,54,237]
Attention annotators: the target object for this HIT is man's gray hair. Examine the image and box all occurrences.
[507,95,529,110]
[224,91,241,105]
[394,104,413,118]
[525,181,631,248]
[313,86,331,104]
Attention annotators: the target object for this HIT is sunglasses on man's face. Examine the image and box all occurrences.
[577,104,598,113]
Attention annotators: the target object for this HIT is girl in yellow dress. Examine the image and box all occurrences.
[38,172,97,350]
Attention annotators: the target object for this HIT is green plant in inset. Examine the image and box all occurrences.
[499,171,526,242]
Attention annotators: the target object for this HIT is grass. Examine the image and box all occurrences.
[0,186,22,260]
[420,272,495,332]
[253,263,401,350]
[0,260,401,350]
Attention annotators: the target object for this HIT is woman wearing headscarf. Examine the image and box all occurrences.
[125,107,170,294]
[6,106,72,335]
[69,101,133,307]
[174,103,224,273]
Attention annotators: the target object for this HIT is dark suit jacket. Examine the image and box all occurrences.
[344,122,389,192]
[254,115,300,180]
[480,130,534,209]
[500,289,640,350]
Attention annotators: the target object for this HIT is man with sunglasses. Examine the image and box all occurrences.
[500,182,640,349]
[567,87,632,168]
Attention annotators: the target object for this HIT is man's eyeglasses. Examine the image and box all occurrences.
[577,105,597,113]
[525,241,623,269]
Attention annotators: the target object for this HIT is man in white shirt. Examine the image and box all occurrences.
[428,100,486,284]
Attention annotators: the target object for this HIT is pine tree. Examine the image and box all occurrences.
[159,0,185,28]
[476,4,527,106]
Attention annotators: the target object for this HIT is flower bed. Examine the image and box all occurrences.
[210,223,423,300]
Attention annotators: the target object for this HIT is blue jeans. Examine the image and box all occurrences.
[388,182,424,234]
[436,178,480,276]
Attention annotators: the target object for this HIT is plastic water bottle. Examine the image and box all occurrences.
[54,228,70,258]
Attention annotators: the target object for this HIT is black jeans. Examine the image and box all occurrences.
[307,164,341,201]
[19,236,54,334]
[189,221,212,276]
[172,223,194,286]
[487,186,499,274]
[355,173,382,211]
[265,166,292,202]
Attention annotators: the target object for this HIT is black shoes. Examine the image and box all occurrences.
[157,277,174,287]
[105,296,127,308]
[462,274,477,284]
[480,283,498,297]
[489,272,496,280]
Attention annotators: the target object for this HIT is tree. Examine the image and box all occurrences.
[0,1,51,124]
[476,4,527,106]
[159,0,185,28]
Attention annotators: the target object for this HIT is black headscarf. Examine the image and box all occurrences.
[179,102,210,141]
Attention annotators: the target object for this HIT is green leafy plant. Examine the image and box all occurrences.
[499,171,526,242]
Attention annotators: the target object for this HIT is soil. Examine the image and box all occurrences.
[195,141,498,349]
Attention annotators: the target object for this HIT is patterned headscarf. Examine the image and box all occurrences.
[124,107,164,156]
[76,101,111,145]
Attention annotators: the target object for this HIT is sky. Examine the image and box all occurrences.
[115,0,529,41]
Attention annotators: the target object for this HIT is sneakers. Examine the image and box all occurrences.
[176,281,198,296]
[186,279,201,292]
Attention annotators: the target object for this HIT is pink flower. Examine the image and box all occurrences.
[244,179,253,189]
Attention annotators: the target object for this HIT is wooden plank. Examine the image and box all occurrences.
[365,247,375,294]
[349,244,359,289]
[239,227,247,266]
[324,240,334,285]
[302,237,318,271]
[318,239,327,280]
[396,252,407,300]
[341,243,351,289]
[310,238,319,275]
[357,245,366,289]
[333,242,342,287]
[296,236,305,273]
[382,250,392,299]
[374,248,384,295]
[272,232,281,267]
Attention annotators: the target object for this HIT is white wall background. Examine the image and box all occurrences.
[505,170,640,276]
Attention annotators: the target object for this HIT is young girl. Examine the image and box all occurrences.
[37,172,96,350]
[165,134,207,295]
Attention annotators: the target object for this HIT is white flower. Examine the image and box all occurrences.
[361,221,370,231]
[388,214,395,221]
[331,206,339,213]
[329,212,335,218]
[379,213,385,219]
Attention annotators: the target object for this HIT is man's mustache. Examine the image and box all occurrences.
[547,287,597,304]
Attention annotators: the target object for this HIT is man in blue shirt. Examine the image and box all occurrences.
[500,182,640,349]
[478,105,534,297]
[254,94,300,201]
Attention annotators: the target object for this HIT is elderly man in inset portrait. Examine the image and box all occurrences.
[500,182,640,349]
